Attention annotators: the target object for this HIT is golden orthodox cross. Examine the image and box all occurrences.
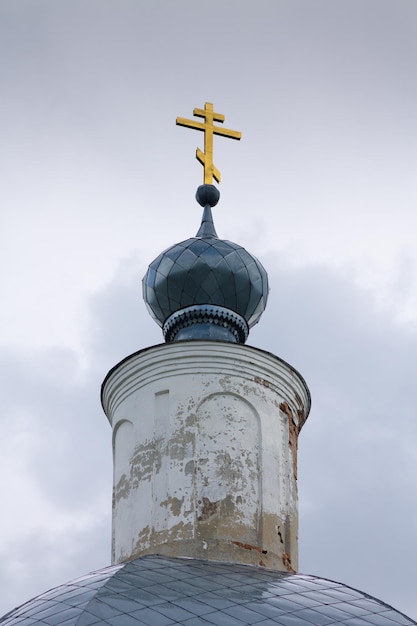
[176,102,242,184]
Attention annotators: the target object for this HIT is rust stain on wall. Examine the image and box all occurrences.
[280,401,299,480]
[297,408,307,430]
[231,541,267,555]
[282,551,296,573]
[254,376,270,388]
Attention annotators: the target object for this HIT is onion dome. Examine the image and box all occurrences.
[1,555,415,626]
[143,185,269,343]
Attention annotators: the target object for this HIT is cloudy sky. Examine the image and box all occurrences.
[0,0,416,620]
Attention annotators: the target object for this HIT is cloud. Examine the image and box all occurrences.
[0,346,111,614]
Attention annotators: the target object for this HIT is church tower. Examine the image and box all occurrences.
[101,102,310,572]
[2,103,415,626]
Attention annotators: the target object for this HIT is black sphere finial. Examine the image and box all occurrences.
[196,184,220,208]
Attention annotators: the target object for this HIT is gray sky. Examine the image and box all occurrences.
[0,0,416,620]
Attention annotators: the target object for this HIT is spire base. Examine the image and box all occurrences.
[163,305,249,343]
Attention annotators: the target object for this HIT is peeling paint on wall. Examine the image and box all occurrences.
[196,393,261,544]
[159,496,184,517]
[105,343,310,571]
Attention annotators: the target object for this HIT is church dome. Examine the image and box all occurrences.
[143,185,268,343]
[1,555,415,626]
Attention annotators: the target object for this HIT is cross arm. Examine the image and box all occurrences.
[212,126,242,140]
[176,117,206,132]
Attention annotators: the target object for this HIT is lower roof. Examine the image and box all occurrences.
[1,555,415,626]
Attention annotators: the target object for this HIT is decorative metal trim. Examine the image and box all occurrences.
[163,305,249,344]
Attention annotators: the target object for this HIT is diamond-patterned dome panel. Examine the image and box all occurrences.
[212,255,233,273]
[164,243,188,262]
[201,272,222,296]
[186,238,211,256]
[207,288,226,307]
[176,247,199,269]
[234,266,250,292]
[155,255,175,278]
[166,281,183,306]
[200,243,226,263]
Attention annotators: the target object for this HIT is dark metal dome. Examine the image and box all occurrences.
[142,186,269,344]
[1,555,415,626]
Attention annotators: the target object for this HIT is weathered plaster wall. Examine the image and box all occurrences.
[101,341,310,572]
